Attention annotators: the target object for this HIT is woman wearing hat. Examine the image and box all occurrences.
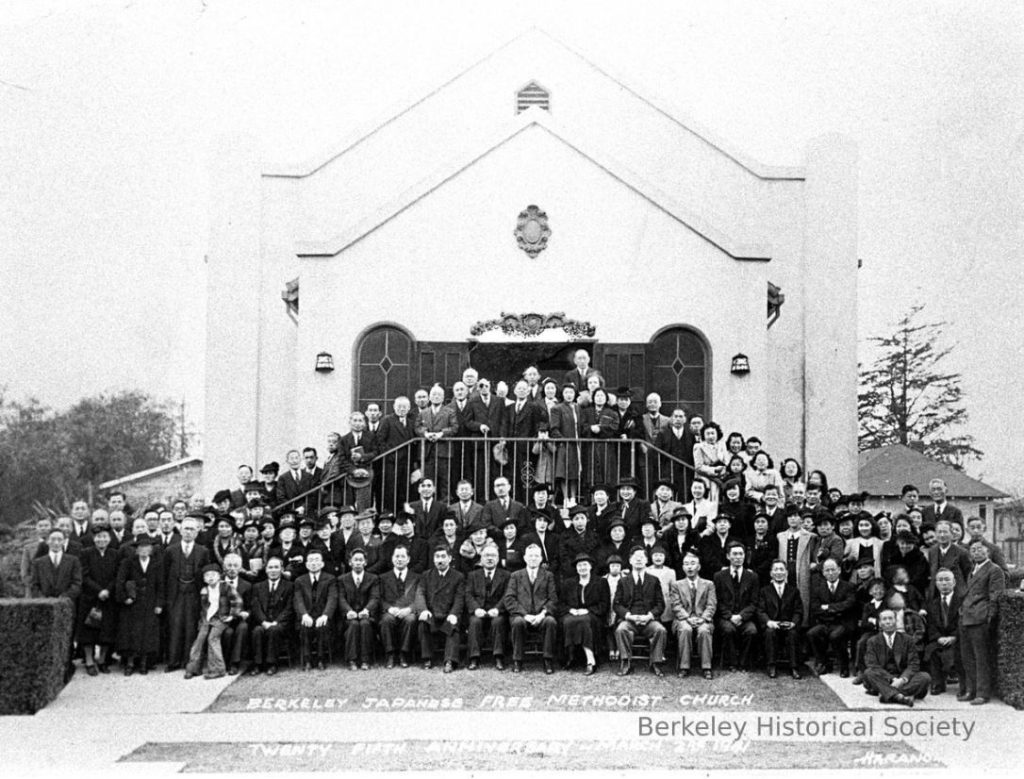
[549,383,583,505]
[559,509,600,574]
[115,534,164,675]
[77,524,120,675]
[558,551,609,675]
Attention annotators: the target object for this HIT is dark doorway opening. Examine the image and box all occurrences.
[467,341,589,387]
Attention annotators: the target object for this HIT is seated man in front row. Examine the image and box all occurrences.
[337,547,380,670]
[379,545,422,668]
[417,545,465,672]
[669,550,716,679]
[614,546,668,677]
[755,560,803,679]
[503,543,558,674]
[465,544,511,670]
[863,609,931,707]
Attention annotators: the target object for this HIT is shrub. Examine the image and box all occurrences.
[0,598,73,714]
[997,591,1024,710]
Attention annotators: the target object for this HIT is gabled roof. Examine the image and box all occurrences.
[99,457,203,491]
[858,445,1007,500]
[263,27,805,182]
[295,107,773,262]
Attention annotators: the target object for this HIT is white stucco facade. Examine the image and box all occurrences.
[204,29,858,496]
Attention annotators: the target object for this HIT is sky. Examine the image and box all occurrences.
[1,1,1022,492]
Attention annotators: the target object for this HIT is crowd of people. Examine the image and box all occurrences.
[22,353,1013,708]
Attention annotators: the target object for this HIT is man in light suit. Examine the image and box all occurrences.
[863,609,931,706]
[669,550,716,678]
[415,384,459,503]
[503,543,558,673]
[957,540,1006,705]
[756,560,803,679]
[614,546,668,677]
[777,510,814,624]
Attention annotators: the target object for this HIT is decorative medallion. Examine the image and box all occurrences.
[514,205,551,258]
[470,312,595,339]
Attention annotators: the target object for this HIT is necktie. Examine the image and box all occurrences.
[293,470,300,482]
[516,402,523,414]
[734,569,740,584]
[400,418,406,427]
[940,596,948,624]
[529,572,536,585]
[829,583,836,595]
[635,574,641,587]
[502,499,508,511]
[270,581,276,594]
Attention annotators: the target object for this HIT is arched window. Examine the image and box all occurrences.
[355,326,413,413]
[647,327,710,421]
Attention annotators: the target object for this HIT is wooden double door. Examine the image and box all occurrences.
[355,326,709,420]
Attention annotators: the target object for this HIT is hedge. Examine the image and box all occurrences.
[997,590,1024,710]
[0,598,74,714]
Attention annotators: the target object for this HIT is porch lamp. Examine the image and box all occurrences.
[315,352,335,373]
[730,353,750,375]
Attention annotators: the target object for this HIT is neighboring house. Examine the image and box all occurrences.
[98,457,203,509]
[859,444,1010,556]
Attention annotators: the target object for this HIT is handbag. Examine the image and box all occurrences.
[84,606,103,628]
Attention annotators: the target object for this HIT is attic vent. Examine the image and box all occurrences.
[516,81,550,113]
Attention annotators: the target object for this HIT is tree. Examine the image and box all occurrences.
[0,389,186,526]
[858,304,982,469]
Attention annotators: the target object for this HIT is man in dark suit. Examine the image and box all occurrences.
[464,378,506,499]
[563,348,598,394]
[378,544,422,668]
[920,478,964,529]
[229,465,256,509]
[613,546,668,677]
[640,393,671,444]
[249,557,293,675]
[504,543,558,673]
[654,408,696,499]
[337,547,380,670]
[277,449,315,510]
[923,568,963,695]
[449,479,484,534]
[339,411,378,511]
[863,609,931,706]
[465,545,510,670]
[480,476,531,535]
[417,546,466,672]
[957,539,1006,705]
[293,550,338,670]
[807,558,858,676]
[416,385,459,503]
[162,515,211,671]
[926,519,972,591]
[69,500,94,548]
[964,516,1008,571]
[30,527,84,680]
[712,542,760,671]
[301,447,325,514]
[410,478,445,540]
[502,379,548,487]
[377,396,418,510]
[756,560,803,679]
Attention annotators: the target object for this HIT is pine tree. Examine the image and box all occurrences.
[858,304,983,469]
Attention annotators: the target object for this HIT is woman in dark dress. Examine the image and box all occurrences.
[558,552,609,674]
[116,536,164,675]
[581,388,619,488]
[549,384,582,504]
[77,525,120,674]
[748,513,779,586]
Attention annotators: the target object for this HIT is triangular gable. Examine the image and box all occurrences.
[858,444,1008,499]
[295,107,772,262]
[264,27,804,183]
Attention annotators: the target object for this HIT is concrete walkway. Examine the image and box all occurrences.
[0,667,1020,776]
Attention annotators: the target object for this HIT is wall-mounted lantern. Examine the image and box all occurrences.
[315,352,335,373]
[730,353,750,375]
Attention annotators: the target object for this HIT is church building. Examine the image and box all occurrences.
[204,29,859,494]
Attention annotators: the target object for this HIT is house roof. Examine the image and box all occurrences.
[858,445,1007,500]
[98,457,203,491]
